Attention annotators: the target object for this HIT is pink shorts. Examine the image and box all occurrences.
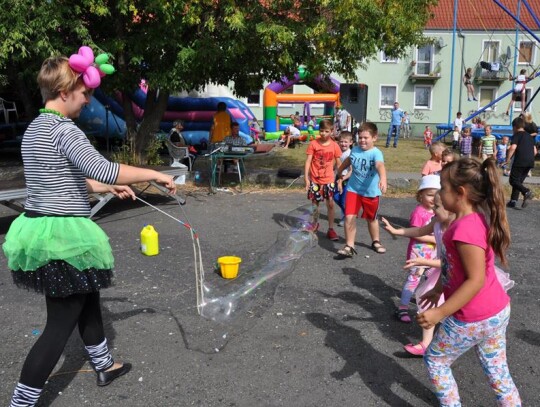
[344,191,380,221]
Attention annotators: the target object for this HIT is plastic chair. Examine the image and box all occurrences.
[165,137,193,170]
[0,98,18,123]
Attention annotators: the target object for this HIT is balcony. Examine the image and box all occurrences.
[475,63,508,84]
[408,61,442,83]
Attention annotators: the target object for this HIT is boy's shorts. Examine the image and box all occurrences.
[308,181,335,202]
[344,190,380,221]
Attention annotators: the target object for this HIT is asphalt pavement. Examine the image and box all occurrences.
[0,190,539,406]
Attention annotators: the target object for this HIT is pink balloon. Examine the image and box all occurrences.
[82,66,101,88]
[68,54,91,73]
[78,46,94,62]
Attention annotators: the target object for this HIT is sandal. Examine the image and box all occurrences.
[337,245,357,257]
[371,240,386,254]
[395,308,412,323]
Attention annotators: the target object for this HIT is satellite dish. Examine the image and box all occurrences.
[506,46,512,60]
[437,37,447,48]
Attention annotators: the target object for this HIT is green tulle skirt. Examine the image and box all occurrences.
[2,214,115,297]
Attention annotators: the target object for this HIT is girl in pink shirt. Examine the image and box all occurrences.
[417,158,521,406]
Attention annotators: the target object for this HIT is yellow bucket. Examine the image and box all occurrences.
[218,256,242,279]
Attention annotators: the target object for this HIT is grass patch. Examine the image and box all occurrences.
[244,138,438,173]
[191,138,539,199]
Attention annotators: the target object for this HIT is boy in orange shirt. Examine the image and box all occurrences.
[304,119,342,240]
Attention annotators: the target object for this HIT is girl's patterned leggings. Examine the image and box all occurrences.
[424,305,521,407]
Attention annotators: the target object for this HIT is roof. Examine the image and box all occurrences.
[426,0,540,31]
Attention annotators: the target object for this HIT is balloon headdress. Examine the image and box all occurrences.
[68,46,115,89]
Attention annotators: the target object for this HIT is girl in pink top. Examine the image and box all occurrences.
[417,158,521,406]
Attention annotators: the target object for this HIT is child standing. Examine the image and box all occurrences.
[423,126,433,149]
[307,116,316,141]
[452,126,460,150]
[2,53,176,406]
[382,190,454,355]
[418,158,521,406]
[479,124,497,161]
[497,136,510,176]
[459,127,472,158]
[333,132,353,227]
[392,175,439,324]
[304,119,342,240]
[421,142,445,176]
[335,122,387,257]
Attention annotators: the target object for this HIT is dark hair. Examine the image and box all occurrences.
[359,122,378,136]
[512,117,525,129]
[441,158,510,265]
[231,121,239,127]
[318,118,333,130]
[217,102,227,111]
[457,111,462,116]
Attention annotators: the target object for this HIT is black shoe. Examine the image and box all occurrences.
[96,363,132,387]
[393,145,397,148]
[385,145,389,148]
[506,200,517,208]
[522,191,534,208]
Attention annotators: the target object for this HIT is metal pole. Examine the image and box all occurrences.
[448,0,459,125]
[521,0,540,28]
[492,0,540,43]
[510,0,522,123]
[458,31,465,113]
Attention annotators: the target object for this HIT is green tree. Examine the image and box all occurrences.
[1,0,436,163]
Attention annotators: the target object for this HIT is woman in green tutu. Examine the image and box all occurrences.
[3,51,176,406]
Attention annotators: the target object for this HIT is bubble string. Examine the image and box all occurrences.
[135,195,205,313]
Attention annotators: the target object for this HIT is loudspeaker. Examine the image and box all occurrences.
[339,84,368,124]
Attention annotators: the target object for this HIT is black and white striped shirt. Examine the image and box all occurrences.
[22,114,120,216]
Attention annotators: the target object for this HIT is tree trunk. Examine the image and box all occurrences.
[121,88,169,165]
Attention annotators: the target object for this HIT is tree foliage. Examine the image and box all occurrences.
[1,0,436,162]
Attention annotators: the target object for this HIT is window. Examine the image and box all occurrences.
[518,41,534,64]
[246,91,261,106]
[513,88,532,112]
[380,85,397,108]
[479,87,497,111]
[482,41,500,63]
[414,85,432,109]
[415,45,433,75]
[380,51,398,63]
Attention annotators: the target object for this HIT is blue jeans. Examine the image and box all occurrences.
[386,124,400,147]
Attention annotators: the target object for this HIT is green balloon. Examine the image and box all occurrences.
[95,53,109,65]
[99,64,115,75]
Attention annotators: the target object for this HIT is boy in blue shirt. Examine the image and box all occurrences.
[336,122,388,257]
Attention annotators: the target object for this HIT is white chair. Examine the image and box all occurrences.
[0,98,18,123]
[165,137,193,170]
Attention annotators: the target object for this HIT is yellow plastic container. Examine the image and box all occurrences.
[218,256,242,279]
[140,225,159,256]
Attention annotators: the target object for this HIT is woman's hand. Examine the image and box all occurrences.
[154,173,177,194]
[108,185,136,200]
